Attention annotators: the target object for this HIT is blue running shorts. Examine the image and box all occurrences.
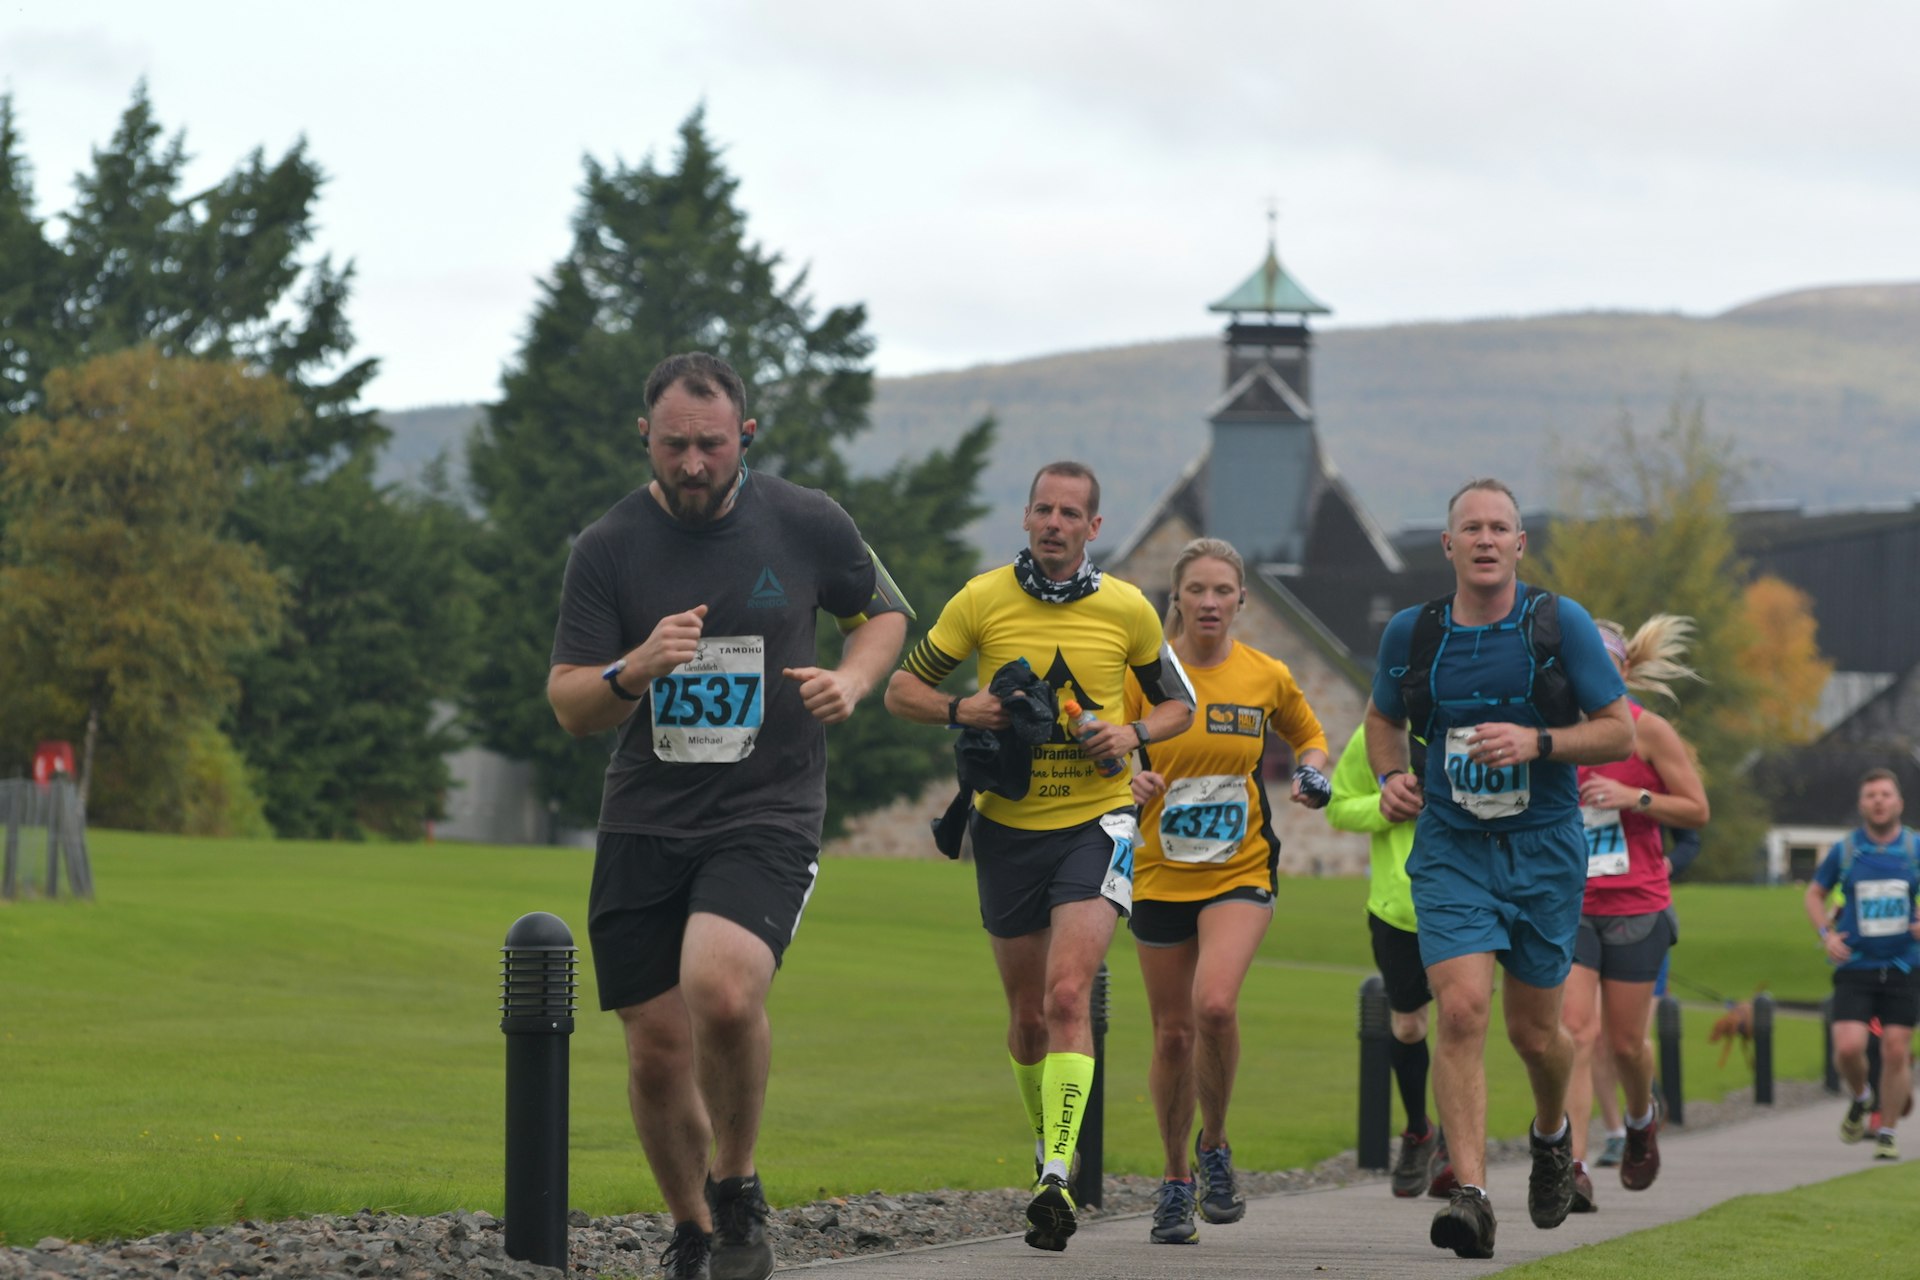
[1407,809,1587,989]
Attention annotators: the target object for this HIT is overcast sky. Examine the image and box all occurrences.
[5,1,1917,411]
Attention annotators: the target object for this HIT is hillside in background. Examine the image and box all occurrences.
[379,281,1920,550]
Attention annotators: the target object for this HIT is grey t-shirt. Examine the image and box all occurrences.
[551,472,892,843]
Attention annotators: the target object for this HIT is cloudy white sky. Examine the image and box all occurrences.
[5,1,1917,411]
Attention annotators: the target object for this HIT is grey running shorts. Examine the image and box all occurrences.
[587,827,820,1011]
[1573,909,1675,984]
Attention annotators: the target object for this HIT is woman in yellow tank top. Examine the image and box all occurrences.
[1123,537,1331,1242]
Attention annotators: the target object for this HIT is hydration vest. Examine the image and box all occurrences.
[1396,588,1581,775]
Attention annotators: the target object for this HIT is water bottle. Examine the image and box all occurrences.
[1062,698,1125,777]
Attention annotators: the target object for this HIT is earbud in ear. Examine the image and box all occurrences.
[639,435,650,449]
[740,432,752,451]
[1239,591,1247,605]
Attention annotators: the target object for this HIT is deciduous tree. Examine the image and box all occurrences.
[0,348,287,826]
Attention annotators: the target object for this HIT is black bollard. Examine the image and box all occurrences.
[1074,963,1108,1210]
[501,912,578,1269]
[1752,993,1775,1105]
[1656,995,1684,1127]
[1357,975,1392,1171]
[1822,995,1840,1094]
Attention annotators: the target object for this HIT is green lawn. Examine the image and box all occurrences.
[0,833,1831,1245]
[1501,1161,1920,1277]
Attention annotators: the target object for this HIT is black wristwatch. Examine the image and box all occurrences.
[947,696,963,728]
[602,658,642,702]
[1131,720,1151,748]
[1536,728,1554,760]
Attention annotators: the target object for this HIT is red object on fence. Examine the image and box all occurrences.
[32,740,75,785]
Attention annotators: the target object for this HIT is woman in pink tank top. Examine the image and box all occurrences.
[1559,616,1710,1210]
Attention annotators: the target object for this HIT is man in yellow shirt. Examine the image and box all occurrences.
[886,461,1196,1252]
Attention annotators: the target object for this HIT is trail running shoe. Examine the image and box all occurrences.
[1876,1131,1900,1161]
[1429,1185,1496,1259]
[1391,1125,1439,1198]
[1025,1173,1078,1251]
[1569,1162,1596,1214]
[1841,1098,1872,1144]
[1527,1119,1575,1229]
[709,1173,774,1280]
[1620,1102,1662,1192]
[1149,1177,1199,1244]
[660,1221,713,1280]
[1194,1136,1246,1224]
[1595,1132,1626,1167]
[1426,1128,1458,1198]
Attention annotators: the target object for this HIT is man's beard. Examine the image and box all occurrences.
[659,468,739,524]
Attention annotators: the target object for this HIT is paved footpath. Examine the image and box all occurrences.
[794,1100,1882,1278]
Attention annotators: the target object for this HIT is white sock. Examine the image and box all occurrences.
[1879,1127,1896,1138]
[1533,1117,1569,1143]
[1605,1126,1626,1140]
[1627,1108,1655,1130]
[1857,1088,1876,1105]
[1041,1156,1069,1183]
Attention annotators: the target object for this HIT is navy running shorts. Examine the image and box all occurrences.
[1407,809,1587,989]
[587,826,820,1011]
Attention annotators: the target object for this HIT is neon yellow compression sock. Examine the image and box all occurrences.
[1039,1052,1096,1181]
[1010,1052,1047,1149]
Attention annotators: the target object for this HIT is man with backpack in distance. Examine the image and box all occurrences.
[1805,768,1920,1161]
[1364,478,1633,1260]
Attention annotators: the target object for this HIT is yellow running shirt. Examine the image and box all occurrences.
[1124,641,1329,902]
[904,565,1182,831]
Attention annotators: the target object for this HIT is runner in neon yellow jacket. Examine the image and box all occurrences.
[1328,722,1448,1197]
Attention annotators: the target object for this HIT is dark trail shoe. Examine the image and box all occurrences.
[660,1221,712,1280]
[1427,1129,1459,1198]
[1569,1162,1596,1213]
[1429,1185,1496,1259]
[709,1174,774,1280]
[1194,1136,1246,1224]
[1148,1177,1199,1244]
[1620,1101,1663,1191]
[1391,1125,1438,1198]
[1527,1119,1575,1228]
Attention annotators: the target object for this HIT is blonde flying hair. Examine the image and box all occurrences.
[1163,537,1245,640]
[1594,614,1701,703]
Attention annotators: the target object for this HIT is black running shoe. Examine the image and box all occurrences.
[1194,1135,1246,1224]
[661,1221,712,1280]
[709,1173,774,1280]
[1025,1173,1078,1251]
[1527,1119,1575,1229]
[1148,1178,1199,1244]
[1429,1185,1496,1259]
[1620,1099,1662,1192]
[1391,1125,1439,1198]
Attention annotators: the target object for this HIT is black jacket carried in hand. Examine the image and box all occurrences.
[932,658,1059,858]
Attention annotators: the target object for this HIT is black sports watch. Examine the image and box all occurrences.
[1131,720,1151,748]
[602,658,643,702]
[1535,728,1554,760]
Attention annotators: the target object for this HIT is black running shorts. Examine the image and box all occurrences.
[970,808,1133,939]
[587,827,820,1011]
[1130,885,1275,948]
[1369,911,1433,1013]
[1573,909,1674,983]
[1832,967,1920,1029]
